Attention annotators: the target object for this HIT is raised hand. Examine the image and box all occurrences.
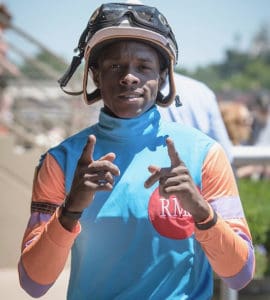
[65,135,120,213]
[144,137,209,222]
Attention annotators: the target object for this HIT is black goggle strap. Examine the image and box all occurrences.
[57,25,91,95]
[58,54,84,96]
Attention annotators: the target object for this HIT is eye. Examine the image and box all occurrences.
[138,64,152,72]
[111,64,121,71]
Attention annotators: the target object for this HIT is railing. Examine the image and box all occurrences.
[232,145,270,166]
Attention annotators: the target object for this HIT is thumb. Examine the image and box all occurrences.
[78,135,96,165]
[99,152,116,163]
[148,165,160,174]
[144,165,161,188]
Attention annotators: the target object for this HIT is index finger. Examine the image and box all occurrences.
[166,137,184,167]
[78,134,96,165]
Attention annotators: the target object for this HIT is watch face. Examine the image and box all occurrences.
[148,187,194,239]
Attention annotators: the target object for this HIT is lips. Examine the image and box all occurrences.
[120,95,142,101]
[118,90,143,100]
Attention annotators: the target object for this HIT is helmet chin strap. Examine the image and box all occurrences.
[156,60,181,107]
[85,88,101,104]
[82,47,102,105]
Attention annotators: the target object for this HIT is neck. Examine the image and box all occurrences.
[102,104,157,119]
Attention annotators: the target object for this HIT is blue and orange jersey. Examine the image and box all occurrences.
[18,107,254,299]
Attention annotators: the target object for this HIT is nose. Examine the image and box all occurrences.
[120,70,140,86]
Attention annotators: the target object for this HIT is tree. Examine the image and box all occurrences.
[180,24,270,92]
[19,50,67,80]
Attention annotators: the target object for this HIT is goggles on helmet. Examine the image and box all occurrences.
[86,3,178,58]
[58,2,180,107]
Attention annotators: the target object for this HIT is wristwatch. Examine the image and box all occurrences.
[195,209,218,230]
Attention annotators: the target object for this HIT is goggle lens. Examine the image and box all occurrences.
[89,3,172,36]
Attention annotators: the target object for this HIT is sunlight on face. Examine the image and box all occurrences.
[92,40,164,118]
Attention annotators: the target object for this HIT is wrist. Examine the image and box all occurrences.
[195,205,217,230]
[58,199,83,232]
[61,201,83,220]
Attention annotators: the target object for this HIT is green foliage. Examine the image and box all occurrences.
[254,247,268,278]
[178,24,270,92]
[245,59,270,88]
[19,50,68,79]
[238,178,270,276]
[180,51,270,92]
[238,179,270,245]
[37,51,67,73]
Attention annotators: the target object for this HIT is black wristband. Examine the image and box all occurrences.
[61,204,83,220]
[195,210,218,230]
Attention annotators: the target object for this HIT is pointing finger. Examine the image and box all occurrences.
[166,137,184,167]
[78,135,96,165]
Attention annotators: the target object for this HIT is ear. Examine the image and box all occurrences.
[158,68,168,90]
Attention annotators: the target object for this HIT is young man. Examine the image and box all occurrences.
[18,3,254,299]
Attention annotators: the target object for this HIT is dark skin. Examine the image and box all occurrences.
[59,41,210,231]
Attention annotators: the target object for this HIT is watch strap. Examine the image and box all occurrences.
[61,203,83,220]
[195,209,218,230]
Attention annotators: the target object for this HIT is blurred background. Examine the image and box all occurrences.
[0,1,270,299]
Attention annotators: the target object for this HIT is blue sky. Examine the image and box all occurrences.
[3,0,270,70]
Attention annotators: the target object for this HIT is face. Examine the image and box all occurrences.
[220,102,253,145]
[235,106,253,144]
[92,41,166,119]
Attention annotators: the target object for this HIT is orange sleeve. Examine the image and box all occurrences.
[195,212,250,277]
[22,209,80,285]
[195,143,253,278]
[32,153,66,205]
[20,153,81,285]
[201,143,238,200]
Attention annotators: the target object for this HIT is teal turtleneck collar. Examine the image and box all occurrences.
[96,106,161,142]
